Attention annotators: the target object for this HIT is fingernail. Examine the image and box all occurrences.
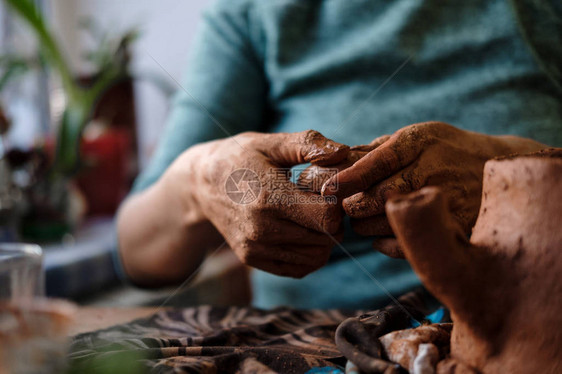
[321,180,338,196]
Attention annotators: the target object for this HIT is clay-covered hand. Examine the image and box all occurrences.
[296,135,390,193]
[320,122,545,258]
[167,130,349,278]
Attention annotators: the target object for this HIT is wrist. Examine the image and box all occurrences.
[160,146,208,228]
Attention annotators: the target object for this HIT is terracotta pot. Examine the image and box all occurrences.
[386,148,562,374]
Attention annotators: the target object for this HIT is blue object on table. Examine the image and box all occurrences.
[306,367,344,374]
[410,307,448,327]
[426,307,447,324]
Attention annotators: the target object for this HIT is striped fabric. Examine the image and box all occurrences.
[68,289,442,373]
[69,306,364,373]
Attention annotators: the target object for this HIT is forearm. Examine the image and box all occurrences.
[117,151,223,287]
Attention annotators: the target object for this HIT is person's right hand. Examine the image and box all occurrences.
[165,130,349,278]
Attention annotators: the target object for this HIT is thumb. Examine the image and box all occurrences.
[257,130,350,167]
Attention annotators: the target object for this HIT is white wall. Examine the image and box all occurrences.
[49,0,211,167]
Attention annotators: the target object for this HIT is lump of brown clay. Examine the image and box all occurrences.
[385,149,562,374]
[380,323,452,374]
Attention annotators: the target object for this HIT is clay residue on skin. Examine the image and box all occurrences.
[302,130,350,165]
[386,150,562,374]
[191,130,349,280]
[313,122,540,247]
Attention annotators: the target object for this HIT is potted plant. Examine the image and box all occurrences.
[75,18,140,216]
[3,0,136,241]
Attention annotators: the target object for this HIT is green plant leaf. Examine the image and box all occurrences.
[4,0,77,99]
[0,55,31,91]
[4,0,138,177]
[55,101,89,175]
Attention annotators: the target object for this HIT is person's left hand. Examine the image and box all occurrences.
[320,121,545,258]
[297,135,390,193]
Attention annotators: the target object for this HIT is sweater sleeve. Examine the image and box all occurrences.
[132,0,267,193]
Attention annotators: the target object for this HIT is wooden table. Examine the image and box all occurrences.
[69,307,159,336]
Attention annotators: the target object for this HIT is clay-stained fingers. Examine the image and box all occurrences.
[256,244,330,266]
[350,134,391,153]
[250,261,319,279]
[343,169,422,218]
[297,150,369,193]
[244,253,316,278]
[269,189,344,234]
[247,244,332,278]
[368,134,392,148]
[371,237,404,259]
[258,154,345,233]
[351,215,394,236]
[296,164,340,194]
[261,219,339,247]
[322,128,426,199]
[256,130,350,167]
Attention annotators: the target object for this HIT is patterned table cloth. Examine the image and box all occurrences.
[69,306,361,373]
[68,290,443,374]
